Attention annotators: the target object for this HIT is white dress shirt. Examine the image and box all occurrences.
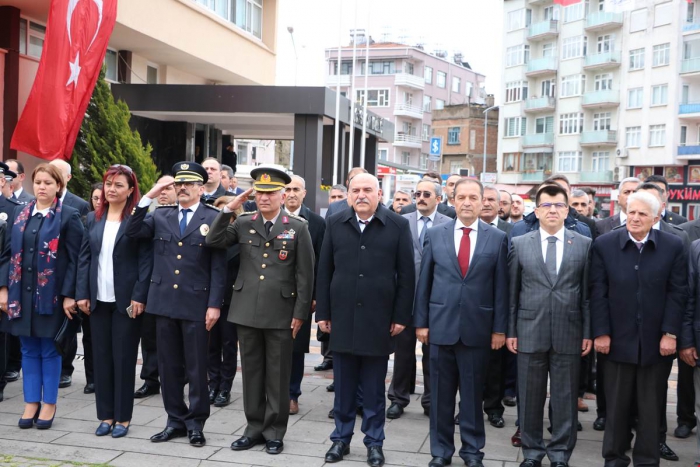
[454,218,480,263]
[356,214,374,233]
[31,206,51,217]
[417,208,438,234]
[628,231,649,247]
[14,187,25,200]
[539,226,565,274]
[97,221,120,302]
[620,211,627,226]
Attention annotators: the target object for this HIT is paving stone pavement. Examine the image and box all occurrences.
[0,329,696,466]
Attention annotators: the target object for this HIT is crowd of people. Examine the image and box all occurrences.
[0,158,699,467]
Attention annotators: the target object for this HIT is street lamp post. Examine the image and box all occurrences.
[287,26,298,86]
[482,105,498,182]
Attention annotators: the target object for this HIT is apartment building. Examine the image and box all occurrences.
[325,41,487,181]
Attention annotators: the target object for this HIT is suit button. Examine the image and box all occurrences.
[249,240,252,244]
[29,248,34,253]
[178,242,183,246]
[265,242,270,247]
[283,241,287,245]
[27,267,32,272]
[260,275,265,280]
[357,302,362,306]
[177,255,182,260]
[175,270,180,275]
[634,265,638,270]
[359,274,364,278]
[263,253,268,258]
[361,246,366,250]
[262,264,267,269]
[32,230,36,234]
[173,284,178,289]
[26,286,31,291]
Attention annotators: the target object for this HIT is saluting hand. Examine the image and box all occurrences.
[226,188,254,212]
[291,318,303,338]
[205,307,220,331]
[145,179,176,200]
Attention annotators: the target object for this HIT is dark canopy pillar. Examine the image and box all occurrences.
[293,114,323,212]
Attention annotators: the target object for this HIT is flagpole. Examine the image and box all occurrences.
[332,0,343,186]
[360,4,370,168]
[348,1,359,169]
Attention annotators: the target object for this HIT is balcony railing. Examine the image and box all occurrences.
[522,133,554,147]
[585,11,623,30]
[526,57,558,76]
[394,103,424,119]
[680,103,700,114]
[580,130,618,145]
[584,51,622,69]
[582,90,620,107]
[394,133,422,146]
[521,170,546,182]
[684,22,700,33]
[679,144,700,156]
[326,74,351,87]
[580,171,614,183]
[681,57,700,74]
[528,20,558,40]
[394,73,425,89]
[524,96,556,112]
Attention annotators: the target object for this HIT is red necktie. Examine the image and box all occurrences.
[458,227,472,277]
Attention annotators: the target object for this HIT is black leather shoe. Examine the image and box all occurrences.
[423,407,430,416]
[454,414,459,425]
[356,406,364,417]
[502,395,516,407]
[134,383,160,398]
[189,430,206,447]
[428,457,451,467]
[488,414,505,428]
[150,427,187,443]
[265,439,284,455]
[674,424,694,439]
[324,441,349,463]
[214,390,231,407]
[386,403,404,419]
[326,382,335,392]
[550,462,568,467]
[315,360,333,371]
[519,460,542,467]
[83,383,95,394]
[4,371,19,382]
[0,390,3,403]
[328,408,335,419]
[208,388,217,405]
[230,435,263,451]
[367,446,385,467]
[58,375,72,388]
[577,421,582,431]
[660,442,679,461]
[465,461,484,467]
[593,417,605,431]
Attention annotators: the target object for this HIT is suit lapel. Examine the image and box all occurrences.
[168,208,181,238]
[443,220,463,278]
[464,222,489,281]
[93,214,106,256]
[268,214,287,240]
[252,214,267,238]
[115,217,128,245]
[552,230,574,288]
[408,212,421,251]
[532,230,554,287]
[182,204,205,238]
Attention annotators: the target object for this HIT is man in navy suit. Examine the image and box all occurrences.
[414,178,509,467]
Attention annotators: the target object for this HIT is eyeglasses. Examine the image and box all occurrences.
[538,202,568,210]
[110,164,133,174]
[91,196,100,201]
[414,191,434,199]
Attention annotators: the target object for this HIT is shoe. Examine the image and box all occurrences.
[35,406,56,430]
[328,408,335,419]
[356,406,364,417]
[208,388,217,405]
[230,435,264,451]
[503,395,516,407]
[367,446,385,467]
[112,424,129,438]
[95,421,113,436]
[511,428,522,447]
[290,399,299,415]
[315,360,333,371]
[386,403,404,419]
[327,382,335,392]
[454,414,459,425]
[428,457,452,467]
[265,439,284,455]
[488,413,505,428]
[134,383,160,398]
[83,383,95,394]
[465,461,484,467]
[0,390,3,402]
[659,442,679,461]
[577,421,582,432]
[423,407,430,417]
[519,460,542,467]
[189,430,206,447]
[674,424,694,439]
[150,427,187,442]
[325,441,349,463]
[214,390,231,407]
[593,416,606,431]
[58,375,72,388]
[551,463,568,467]
[4,371,19,382]
[18,404,41,429]
[577,397,588,412]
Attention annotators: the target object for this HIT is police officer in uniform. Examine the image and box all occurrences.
[206,167,314,455]
[125,162,226,447]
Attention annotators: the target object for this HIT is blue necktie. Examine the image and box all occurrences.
[419,216,430,248]
[180,208,191,236]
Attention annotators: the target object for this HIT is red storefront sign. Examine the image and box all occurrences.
[669,186,700,201]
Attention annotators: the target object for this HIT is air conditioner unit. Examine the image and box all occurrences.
[616,148,629,158]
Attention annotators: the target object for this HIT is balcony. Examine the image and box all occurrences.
[522,133,554,147]
[393,133,423,149]
[394,73,425,90]
[585,11,623,32]
[678,144,700,156]
[521,170,546,182]
[582,90,620,108]
[580,171,614,183]
[394,103,424,119]
[681,57,700,75]
[525,57,558,77]
[584,51,622,71]
[528,20,559,42]
[326,74,351,87]
[580,130,618,146]
[528,0,549,4]
[684,22,700,34]
[524,96,556,113]
[679,103,700,119]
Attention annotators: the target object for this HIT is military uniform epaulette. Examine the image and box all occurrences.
[156,204,177,208]
[6,197,20,206]
[204,204,221,211]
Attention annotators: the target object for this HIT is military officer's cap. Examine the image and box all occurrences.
[250,167,292,192]
[0,162,16,182]
[172,161,208,184]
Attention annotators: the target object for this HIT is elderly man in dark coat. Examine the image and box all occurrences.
[316,173,415,467]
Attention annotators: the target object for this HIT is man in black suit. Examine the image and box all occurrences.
[325,167,368,218]
[591,191,688,467]
[201,158,228,204]
[5,159,34,205]
[595,177,640,237]
[645,174,688,225]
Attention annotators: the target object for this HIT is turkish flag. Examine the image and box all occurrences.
[553,0,582,5]
[10,0,118,160]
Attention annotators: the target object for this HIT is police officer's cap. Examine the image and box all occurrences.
[250,167,292,192]
[0,162,16,182]
[172,161,208,185]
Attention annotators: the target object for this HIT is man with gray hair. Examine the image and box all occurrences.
[329,184,348,204]
[596,177,640,236]
[480,185,513,237]
[220,165,235,194]
[569,190,589,218]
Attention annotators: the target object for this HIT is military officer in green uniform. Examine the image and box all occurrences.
[206,167,314,456]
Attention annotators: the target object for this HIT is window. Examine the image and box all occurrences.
[597,34,614,53]
[652,43,671,67]
[448,127,461,145]
[452,77,461,93]
[378,149,388,161]
[404,62,414,75]
[233,0,263,38]
[557,151,582,172]
[654,2,673,27]
[689,1,696,23]
[503,153,519,172]
[437,71,447,88]
[104,49,118,82]
[544,5,560,21]
[505,117,527,138]
[560,75,585,97]
[535,116,554,134]
[594,73,613,91]
[627,88,643,108]
[681,125,688,145]
[147,65,158,84]
[505,81,529,103]
[237,143,248,164]
[592,151,610,172]
[563,1,587,23]
[420,154,428,170]
[559,113,584,134]
[435,99,445,110]
[630,8,648,32]
[542,42,557,58]
[593,112,612,131]
[649,124,666,146]
[506,45,530,67]
[629,48,645,70]
[541,79,556,97]
[356,89,390,107]
[450,161,463,173]
[626,126,642,147]
[651,84,668,106]
[562,36,587,59]
[402,152,411,166]
[18,19,46,58]
[332,60,353,75]
[422,124,431,141]
[369,60,395,75]
[423,95,432,112]
[424,66,433,84]
[507,8,532,31]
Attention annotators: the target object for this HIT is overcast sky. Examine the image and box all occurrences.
[275,0,505,102]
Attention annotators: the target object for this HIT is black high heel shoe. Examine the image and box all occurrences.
[18,403,41,429]
[35,405,56,430]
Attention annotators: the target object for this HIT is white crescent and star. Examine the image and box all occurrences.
[65,0,105,89]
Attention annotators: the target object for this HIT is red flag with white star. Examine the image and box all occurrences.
[10,0,118,160]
